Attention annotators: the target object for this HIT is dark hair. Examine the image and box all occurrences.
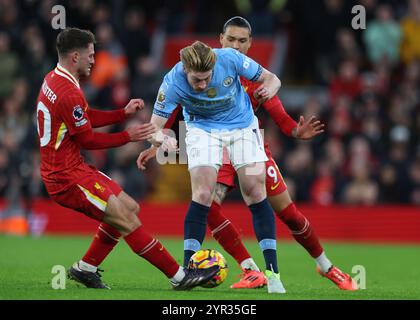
[222,16,252,35]
[56,28,95,57]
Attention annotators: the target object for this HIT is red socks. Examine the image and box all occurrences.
[207,202,251,265]
[82,223,121,266]
[82,223,180,279]
[82,202,322,278]
[124,225,179,278]
[277,203,323,258]
[207,200,324,261]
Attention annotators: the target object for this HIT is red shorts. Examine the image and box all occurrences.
[47,169,122,221]
[217,147,287,197]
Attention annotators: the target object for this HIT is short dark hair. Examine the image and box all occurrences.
[222,16,252,35]
[56,28,95,57]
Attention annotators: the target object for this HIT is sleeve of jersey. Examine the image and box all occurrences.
[152,80,178,119]
[73,130,130,150]
[233,50,263,82]
[263,96,298,137]
[87,108,126,128]
[59,93,92,136]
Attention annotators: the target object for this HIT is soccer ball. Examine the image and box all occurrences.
[188,249,228,288]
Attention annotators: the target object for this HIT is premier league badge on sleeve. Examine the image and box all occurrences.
[73,105,87,127]
[73,105,84,120]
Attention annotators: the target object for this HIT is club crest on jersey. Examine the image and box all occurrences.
[223,76,233,87]
[206,87,217,98]
[73,105,84,121]
[94,182,105,193]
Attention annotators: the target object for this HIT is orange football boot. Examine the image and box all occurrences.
[230,269,267,289]
[317,266,358,291]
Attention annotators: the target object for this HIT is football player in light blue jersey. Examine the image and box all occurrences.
[142,41,284,293]
[152,46,261,131]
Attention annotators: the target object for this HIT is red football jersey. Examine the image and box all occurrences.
[36,64,94,195]
[240,77,262,113]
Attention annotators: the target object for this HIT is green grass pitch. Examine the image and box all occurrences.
[0,235,419,300]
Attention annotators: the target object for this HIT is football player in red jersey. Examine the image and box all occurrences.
[36,28,218,290]
[138,17,357,291]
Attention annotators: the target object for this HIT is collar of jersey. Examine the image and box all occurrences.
[54,63,80,89]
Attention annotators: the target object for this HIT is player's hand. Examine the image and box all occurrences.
[137,146,158,170]
[253,85,270,103]
[126,123,156,141]
[161,135,179,154]
[150,130,177,149]
[124,99,145,116]
[293,116,325,140]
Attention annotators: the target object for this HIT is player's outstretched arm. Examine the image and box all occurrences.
[126,123,157,141]
[262,96,298,137]
[74,123,156,150]
[88,108,126,128]
[262,97,324,140]
[292,115,325,140]
[88,99,145,128]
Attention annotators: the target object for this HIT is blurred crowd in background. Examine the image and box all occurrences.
[0,0,419,223]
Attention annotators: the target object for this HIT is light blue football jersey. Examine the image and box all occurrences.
[153,47,263,131]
